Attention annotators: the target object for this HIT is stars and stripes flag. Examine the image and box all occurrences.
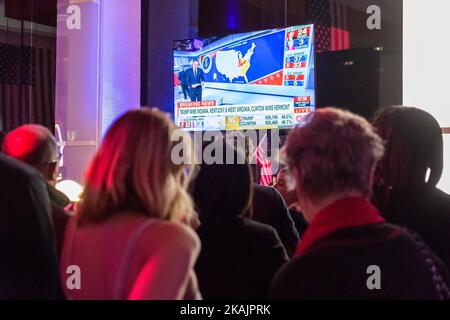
[251,133,273,186]
[330,0,350,51]
[307,0,331,52]
[0,43,55,132]
[306,0,350,52]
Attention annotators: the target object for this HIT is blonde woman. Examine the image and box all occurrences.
[60,109,201,300]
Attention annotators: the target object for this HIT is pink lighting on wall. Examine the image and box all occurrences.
[55,0,140,183]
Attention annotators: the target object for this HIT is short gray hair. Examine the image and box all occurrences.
[285,108,384,202]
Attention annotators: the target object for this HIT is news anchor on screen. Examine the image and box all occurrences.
[186,58,205,101]
[178,67,189,100]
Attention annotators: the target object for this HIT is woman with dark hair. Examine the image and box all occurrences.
[192,142,288,299]
[372,106,450,269]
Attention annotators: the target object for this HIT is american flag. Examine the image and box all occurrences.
[330,0,350,51]
[0,43,55,133]
[0,44,32,85]
[306,0,350,52]
[251,133,273,186]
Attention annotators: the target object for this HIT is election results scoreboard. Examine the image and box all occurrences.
[173,24,315,131]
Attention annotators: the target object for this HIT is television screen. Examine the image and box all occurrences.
[173,24,315,131]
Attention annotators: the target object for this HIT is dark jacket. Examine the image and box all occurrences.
[178,70,188,86]
[252,184,299,256]
[47,183,70,208]
[186,67,205,88]
[375,186,450,271]
[0,154,61,299]
[195,217,288,300]
[271,223,450,300]
[47,184,71,257]
[0,131,5,149]
[289,209,309,238]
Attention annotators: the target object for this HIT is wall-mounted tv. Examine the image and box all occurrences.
[173,24,315,131]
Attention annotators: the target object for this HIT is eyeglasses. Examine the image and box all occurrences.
[43,157,60,165]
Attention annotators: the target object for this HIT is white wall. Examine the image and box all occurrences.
[55,0,140,183]
[404,0,450,193]
[99,0,141,136]
[441,136,450,193]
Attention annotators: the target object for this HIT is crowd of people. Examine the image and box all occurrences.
[0,105,449,300]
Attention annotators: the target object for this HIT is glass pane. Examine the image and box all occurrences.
[0,0,56,133]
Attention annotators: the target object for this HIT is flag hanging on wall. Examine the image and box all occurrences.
[306,0,350,52]
[0,44,55,133]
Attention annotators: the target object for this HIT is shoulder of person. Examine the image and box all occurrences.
[240,218,284,243]
[254,184,283,200]
[149,220,201,253]
[0,154,41,184]
[253,184,273,200]
[270,253,312,299]
[427,187,450,217]
[308,223,413,252]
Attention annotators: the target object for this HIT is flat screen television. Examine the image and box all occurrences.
[173,24,315,131]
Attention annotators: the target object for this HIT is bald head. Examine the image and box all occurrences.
[3,125,58,183]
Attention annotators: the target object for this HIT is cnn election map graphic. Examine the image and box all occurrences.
[173,24,315,131]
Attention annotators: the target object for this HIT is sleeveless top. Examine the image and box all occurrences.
[62,217,202,300]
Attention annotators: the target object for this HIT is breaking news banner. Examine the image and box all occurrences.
[176,100,312,131]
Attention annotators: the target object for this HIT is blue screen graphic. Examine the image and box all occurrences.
[173,25,315,131]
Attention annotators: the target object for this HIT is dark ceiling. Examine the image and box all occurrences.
[5,0,57,27]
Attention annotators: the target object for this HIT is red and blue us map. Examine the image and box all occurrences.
[173,24,315,131]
